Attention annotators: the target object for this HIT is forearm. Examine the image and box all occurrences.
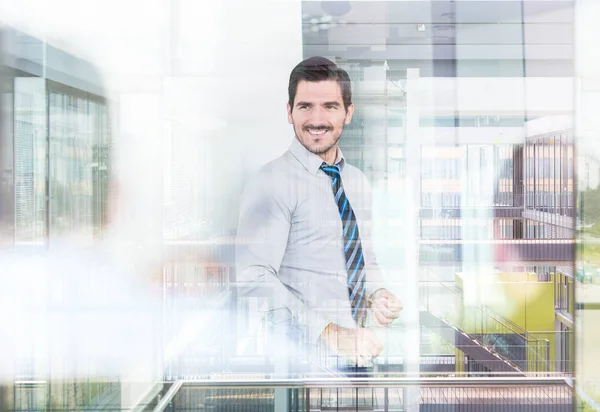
[237,265,340,344]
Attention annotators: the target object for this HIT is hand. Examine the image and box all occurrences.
[320,324,383,367]
[370,289,402,327]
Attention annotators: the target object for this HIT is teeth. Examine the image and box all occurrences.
[308,129,327,135]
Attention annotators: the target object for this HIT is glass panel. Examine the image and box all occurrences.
[47,86,110,243]
[13,77,47,245]
[0,0,591,410]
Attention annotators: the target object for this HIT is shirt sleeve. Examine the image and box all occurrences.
[235,171,339,344]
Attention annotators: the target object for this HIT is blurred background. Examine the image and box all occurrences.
[0,0,598,410]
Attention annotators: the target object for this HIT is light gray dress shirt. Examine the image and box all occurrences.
[235,137,385,347]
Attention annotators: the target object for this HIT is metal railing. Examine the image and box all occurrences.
[419,192,526,209]
[420,281,551,374]
[153,377,573,412]
[13,378,121,411]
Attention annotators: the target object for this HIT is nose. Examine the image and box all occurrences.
[309,106,326,125]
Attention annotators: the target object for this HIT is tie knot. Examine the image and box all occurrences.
[320,163,341,180]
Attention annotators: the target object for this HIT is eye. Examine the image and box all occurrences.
[326,105,337,110]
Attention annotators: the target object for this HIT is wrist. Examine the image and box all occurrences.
[321,322,339,338]
[320,323,340,350]
[368,288,387,307]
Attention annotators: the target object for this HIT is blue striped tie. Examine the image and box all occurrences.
[320,163,367,325]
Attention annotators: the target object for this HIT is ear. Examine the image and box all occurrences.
[287,103,293,124]
[344,103,355,125]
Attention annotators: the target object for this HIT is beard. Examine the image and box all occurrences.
[293,121,344,155]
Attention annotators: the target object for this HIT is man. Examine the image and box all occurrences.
[236,56,401,372]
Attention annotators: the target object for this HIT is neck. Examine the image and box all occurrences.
[318,146,338,165]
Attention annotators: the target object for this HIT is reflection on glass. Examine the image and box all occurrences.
[0,0,593,409]
[48,85,110,241]
[1,26,115,412]
[14,77,47,243]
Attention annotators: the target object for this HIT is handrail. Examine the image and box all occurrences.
[433,281,549,347]
[153,377,572,412]
[422,280,551,372]
[428,281,526,336]
[179,377,570,388]
[153,380,183,412]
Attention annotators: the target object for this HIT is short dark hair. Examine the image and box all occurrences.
[288,56,352,111]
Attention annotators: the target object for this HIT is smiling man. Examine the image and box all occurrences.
[288,77,351,164]
[236,56,402,374]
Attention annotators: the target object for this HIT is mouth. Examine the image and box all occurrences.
[305,127,331,137]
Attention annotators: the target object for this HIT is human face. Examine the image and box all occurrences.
[287,80,354,164]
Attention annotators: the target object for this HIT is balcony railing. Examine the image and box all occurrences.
[152,377,573,412]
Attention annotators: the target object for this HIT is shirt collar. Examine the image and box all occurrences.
[289,137,346,175]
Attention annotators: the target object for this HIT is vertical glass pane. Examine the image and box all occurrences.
[48,87,109,243]
[14,77,47,244]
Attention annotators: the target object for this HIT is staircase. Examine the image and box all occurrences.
[419,310,524,375]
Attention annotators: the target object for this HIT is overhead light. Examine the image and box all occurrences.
[417,24,426,32]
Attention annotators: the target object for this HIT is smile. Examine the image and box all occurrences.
[306,128,329,135]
